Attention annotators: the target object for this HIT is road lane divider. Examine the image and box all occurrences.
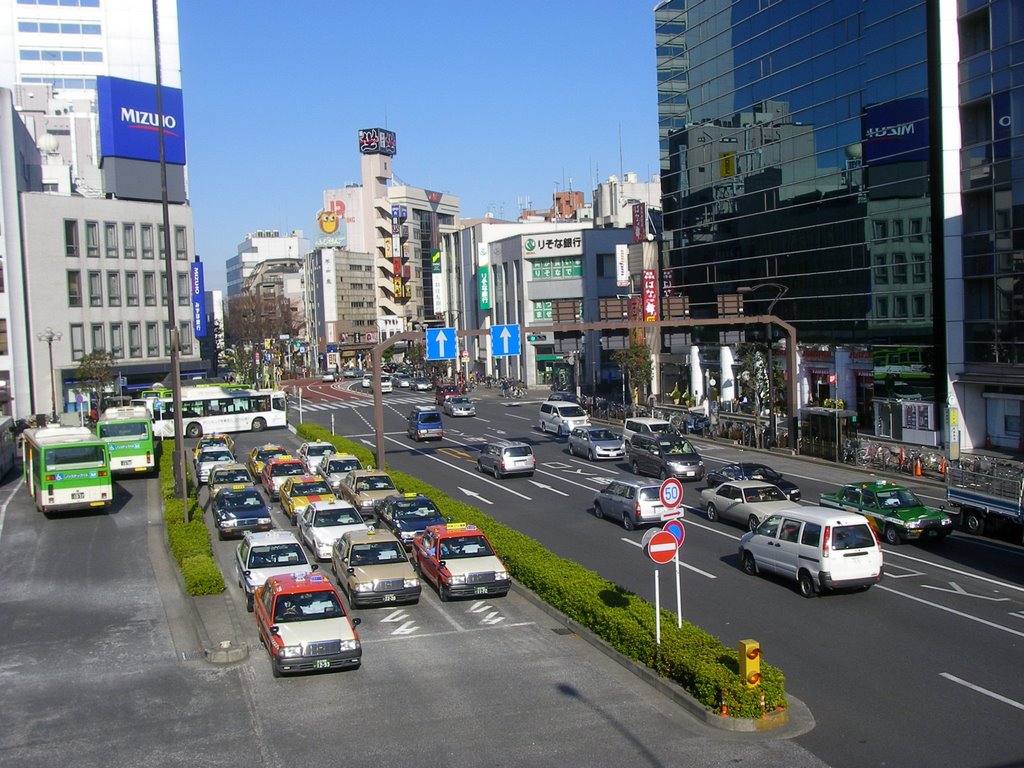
[940,673,1024,712]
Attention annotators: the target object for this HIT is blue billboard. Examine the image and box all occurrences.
[861,98,929,166]
[97,76,186,165]
[191,261,206,338]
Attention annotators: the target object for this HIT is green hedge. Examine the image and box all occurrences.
[159,443,225,596]
[296,423,785,718]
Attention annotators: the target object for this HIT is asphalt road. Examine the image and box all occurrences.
[293,381,1024,768]
[0,424,826,768]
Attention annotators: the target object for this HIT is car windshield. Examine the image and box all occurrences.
[659,439,695,455]
[875,488,923,508]
[742,486,787,503]
[747,465,782,482]
[271,464,305,477]
[558,406,587,417]
[201,450,233,462]
[248,543,307,568]
[306,445,332,457]
[350,541,407,565]
[451,397,471,405]
[356,476,396,492]
[832,524,875,550]
[588,429,619,441]
[327,459,360,474]
[273,590,343,623]
[314,508,362,526]
[392,500,442,521]
[213,469,251,484]
[438,535,494,559]
[292,481,332,496]
[257,448,284,462]
[217,491,264,510]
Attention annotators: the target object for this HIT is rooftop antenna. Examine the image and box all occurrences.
[618,123,624,181]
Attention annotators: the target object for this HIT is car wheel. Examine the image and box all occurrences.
[884,525,901,546]
[594,502,604,520]
[798,570,818,598]
[622,512,636,531]
[588,449,595,461]
[271,659,282,678]
[439,585,450,602]
[630,459,641,475]
[964,511,985,536]
[705,503,718,522]
[741,551,757,576]
[245,591,254,612]
[747,515,760,532]
[477,460,485,474]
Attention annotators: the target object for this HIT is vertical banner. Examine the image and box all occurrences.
[642,269,659,322]
[631,202,647,243]
[191,260,206,338]
[478,265,492,310]
[615,243,630,287]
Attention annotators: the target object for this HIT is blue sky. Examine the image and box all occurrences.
[177,1,662,291]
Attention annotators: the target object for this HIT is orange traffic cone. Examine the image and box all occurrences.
[719,689,729,717]
[914,457,922,476]
[939,456,947,475]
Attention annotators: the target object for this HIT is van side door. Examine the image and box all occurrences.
[746,515,783,574]
[771,517,806,580]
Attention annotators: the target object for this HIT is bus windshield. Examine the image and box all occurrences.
[99,422,150,439]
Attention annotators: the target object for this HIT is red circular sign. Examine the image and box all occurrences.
[659,477,684,509]
[647,530,679,564]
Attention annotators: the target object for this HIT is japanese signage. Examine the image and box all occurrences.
[358,127,397,156]
[616,244,630,287]
[632,203,647,243]
[642,270,658,322]
[191,261,206,338]
[97,76,186,164]
[522,233,583,258]
[478,266,492,310]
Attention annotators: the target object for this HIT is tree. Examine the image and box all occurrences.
[224,294,300,350]
[733,343,769,447]
[75,351,116,412]
[611,343,653,405]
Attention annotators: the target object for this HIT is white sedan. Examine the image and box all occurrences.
[297,501,370,561]
[361,375,372,389]
[699,480,796,531]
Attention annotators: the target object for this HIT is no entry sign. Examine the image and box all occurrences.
[646,530,679,564]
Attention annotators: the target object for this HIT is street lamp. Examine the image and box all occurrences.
[36,327,62,422]
[737,283,788,447]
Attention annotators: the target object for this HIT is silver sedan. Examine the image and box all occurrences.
[568,426,625,461]
[442,395,476,417]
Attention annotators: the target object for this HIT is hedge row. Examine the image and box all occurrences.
[159,444,225,596]
[296,423,785,719]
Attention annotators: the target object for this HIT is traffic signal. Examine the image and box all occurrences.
[527,333,548,344]
[739,639,761,687]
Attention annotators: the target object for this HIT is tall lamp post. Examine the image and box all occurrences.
[36,327,62,422]
[738,283,788,447]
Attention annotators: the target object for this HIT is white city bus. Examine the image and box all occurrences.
[150,386,287,439]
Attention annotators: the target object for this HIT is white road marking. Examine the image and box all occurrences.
[0,477,24,543]
[529,479,569,497]
[619,537,717,578]
[458,486,493,505]
[940,673,1024,712]
[920,581,1011,601]
[883,548,1024,594]
[876,584,1024,639]
[391,621,419,635]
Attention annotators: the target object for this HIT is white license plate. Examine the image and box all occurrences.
[120,459,132,467]
[474,586,488,594]
[71,491,85,500]
[382,594,396,602]
[313,658,331,669]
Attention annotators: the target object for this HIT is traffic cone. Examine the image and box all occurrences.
[914,457,922,477]
[719,689,728,717]
[939,456,947,475]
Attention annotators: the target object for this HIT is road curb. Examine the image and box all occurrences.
[510,580,815,736]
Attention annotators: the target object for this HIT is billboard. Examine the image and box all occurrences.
[191,261,206,338]
[97,76,186,164]
[862,98,929,165]
[478,266,492,310]
[642,270,658,322]
[615,244,630,287]
[358,128,397,156]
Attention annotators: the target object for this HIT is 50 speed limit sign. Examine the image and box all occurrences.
[659,477,684,509]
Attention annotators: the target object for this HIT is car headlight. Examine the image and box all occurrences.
[222,519,237,527]
[941,517,952,525]
[403,578,419,588]
[494,570,510,581]
[338,639,359,652]
[905,520,921,528]
[353,582,375,592]
[278,645,303,658]
[258,517,272,525]
[449,574,467,585]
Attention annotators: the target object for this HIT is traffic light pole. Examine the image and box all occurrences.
[367,315,799,471]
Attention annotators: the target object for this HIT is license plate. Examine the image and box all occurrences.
[120,459,132,467]
[382,594,396,602]
[474,586,488,594]
[926,529,937,537]
[71,491,85,500]
[313,658,331,669]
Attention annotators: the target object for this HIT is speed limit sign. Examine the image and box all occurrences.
[659,477,684,509]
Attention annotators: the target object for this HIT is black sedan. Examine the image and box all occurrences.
[704,462,801,501]
[210,487,274,539]
[374,493,447,549]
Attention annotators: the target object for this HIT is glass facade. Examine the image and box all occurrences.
[657,0,943,415]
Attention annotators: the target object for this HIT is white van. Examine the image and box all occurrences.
[622,416,671,447]
[738,506,883,598]
[539,402,590,436]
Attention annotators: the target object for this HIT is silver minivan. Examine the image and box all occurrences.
[622,417,671,447]
[738,506,883,598]
[477,440,535,478]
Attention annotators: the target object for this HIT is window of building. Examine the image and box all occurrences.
[163,322,172,356]
[892,253,908,284]
[67,270,82,307]
[873,254,888,285]
[143,272,156,306]
[160,272,168,306]
[158,225,166,259]
[960,9,990,58]
[91,323,104,352]
[894,296,908,318]
[85,221,99,257]
[104,222,118,258]
[174,226,188,260]
[0,263,4,293]
[70,324,85,360]
[128,323,142,358]
[179,322,193,355]
[87,271,102,306]
[912,253,927,283]
[123,223,136,258]
[42,182,59,193]
[912,294,926,318]
[872,220,888,241]
[109,323,123,359]
[146,322,159,357]
[125,272,139,306]
[0,320,7,355]
[141,224,154,259]
[909,218,924,242]
[596,253,615,277]
[177,272,189,306]
[64,219,79,257]
[107,271,121,306]
[530,256,583,279]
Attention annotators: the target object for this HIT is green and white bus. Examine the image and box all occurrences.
[22,425,114,513]
[96,406,157,474]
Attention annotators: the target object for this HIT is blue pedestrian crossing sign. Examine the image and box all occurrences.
[490,324,521,357]
[425,327,457,360]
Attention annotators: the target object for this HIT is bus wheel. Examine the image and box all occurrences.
[185,422,202,438]
[251,417,267,432]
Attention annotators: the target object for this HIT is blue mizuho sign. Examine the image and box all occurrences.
[97,76,186,165]
[191,261,206,338]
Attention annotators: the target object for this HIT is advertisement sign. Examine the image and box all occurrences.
[642,270,658,322]
[522,233,583,258]
[97,76,186,164]
[862,98,929,165]
[314,204,346,249]
[358,127,397,156]
[615,244,630,287]
[191,261,206,338]
[478,266,492,310]
[632,203,647,243]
